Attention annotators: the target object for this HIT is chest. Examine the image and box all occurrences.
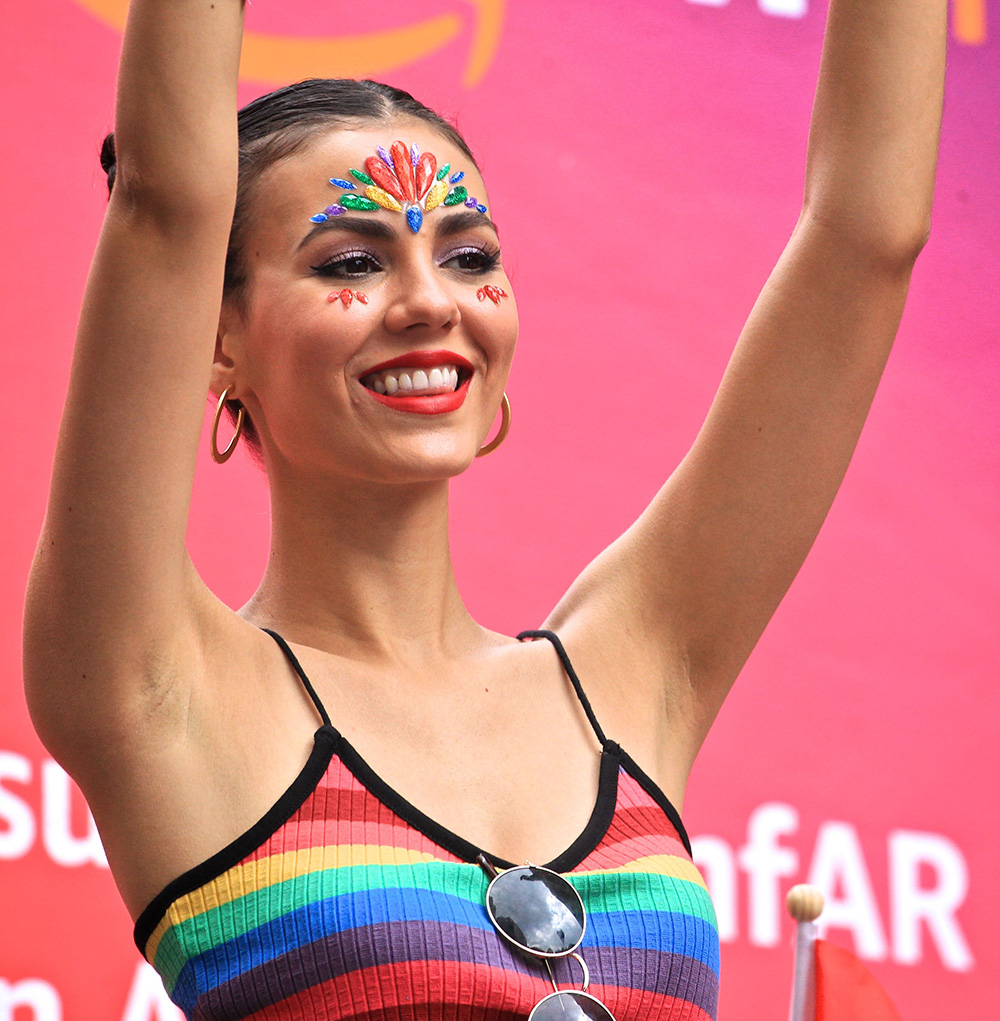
[242,641,611,867]
[141,744,719,1021]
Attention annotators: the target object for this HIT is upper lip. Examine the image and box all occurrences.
[361,350,475,376]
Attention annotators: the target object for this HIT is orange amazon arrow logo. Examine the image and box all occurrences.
[73,0,504,86]
[953,0,987,44]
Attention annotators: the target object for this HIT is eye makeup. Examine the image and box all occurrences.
[310,249,383,278]
[440,245,501,275]
[310,240,501,281]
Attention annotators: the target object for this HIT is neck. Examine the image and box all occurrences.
[242,466,483,662]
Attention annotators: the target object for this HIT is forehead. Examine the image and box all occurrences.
[252,122,489,238]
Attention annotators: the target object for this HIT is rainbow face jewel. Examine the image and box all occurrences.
[309,141,488,233]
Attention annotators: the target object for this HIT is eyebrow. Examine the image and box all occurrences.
[435,209,501,241]
[297,209,500,250]
[297,215,394,249]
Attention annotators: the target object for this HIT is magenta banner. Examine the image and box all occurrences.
[2,0,997,1018]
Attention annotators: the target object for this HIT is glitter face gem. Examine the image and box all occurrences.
[310,141,488,233]
[477,285,507,305]
[327,288,368,307]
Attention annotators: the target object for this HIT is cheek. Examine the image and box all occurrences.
[468,292,518,369]
[246,284,374,394]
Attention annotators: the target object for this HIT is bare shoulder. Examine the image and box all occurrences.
[45,601,319,919]
[24,580,275,786]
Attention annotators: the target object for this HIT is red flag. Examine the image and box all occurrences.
[814,939,903,1021]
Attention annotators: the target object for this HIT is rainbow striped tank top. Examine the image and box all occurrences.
[135,630,720,1020]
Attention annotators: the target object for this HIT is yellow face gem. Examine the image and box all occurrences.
[365,186,403,212]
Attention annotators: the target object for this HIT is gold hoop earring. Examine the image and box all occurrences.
[476,392,511,458]
[211,386,245,464]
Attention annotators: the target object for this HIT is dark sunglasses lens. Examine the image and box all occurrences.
[529,991,616,1021]
[487,867,585,955]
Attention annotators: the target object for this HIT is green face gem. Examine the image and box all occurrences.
[350,168,374,186]
[435,163,451,182]
[340,194,381,211]
[443,185,468,206]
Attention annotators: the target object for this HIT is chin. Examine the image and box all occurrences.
[358,435,481,484]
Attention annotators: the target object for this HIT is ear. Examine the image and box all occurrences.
[210,300,246,401]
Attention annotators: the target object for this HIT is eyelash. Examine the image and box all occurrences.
[310,250,382,278]
[442,245,501,274]
[310,244,501,279]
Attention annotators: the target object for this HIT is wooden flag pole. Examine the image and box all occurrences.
[787,884,825,1021]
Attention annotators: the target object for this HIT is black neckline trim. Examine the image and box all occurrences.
[618,747,692,856]
[133,726,338,956]
[333,728,623,873]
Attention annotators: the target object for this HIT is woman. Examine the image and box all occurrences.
[23,0,945,1017]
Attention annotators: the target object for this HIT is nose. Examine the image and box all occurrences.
[382,261,461,335]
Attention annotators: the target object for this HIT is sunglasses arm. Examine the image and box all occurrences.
[476,852,501,881]
[544,953,591,994]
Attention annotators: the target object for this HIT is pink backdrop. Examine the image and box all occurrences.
[2,0,997,1017]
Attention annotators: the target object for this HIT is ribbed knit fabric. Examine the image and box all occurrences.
[135,631,720,1020]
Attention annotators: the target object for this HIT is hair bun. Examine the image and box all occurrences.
[100,132,117,195]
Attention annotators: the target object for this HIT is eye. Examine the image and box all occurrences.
[441,246,501,274]
[311,251,382,278]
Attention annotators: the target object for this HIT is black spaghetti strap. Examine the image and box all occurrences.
[261,628,332,727]
[516,629,608,747]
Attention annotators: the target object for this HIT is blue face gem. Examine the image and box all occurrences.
[310,213,329,223]
[476,203,488,214]
[329,178,356,190]
[406,206,424,233]
[377,145,394,169]
[449,171,465,184]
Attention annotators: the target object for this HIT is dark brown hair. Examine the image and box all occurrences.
[100,79,481,457]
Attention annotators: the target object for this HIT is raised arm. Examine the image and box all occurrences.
[548,0,946,757]
[24,0,245,761]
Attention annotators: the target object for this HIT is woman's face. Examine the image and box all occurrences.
[222,121,517,484]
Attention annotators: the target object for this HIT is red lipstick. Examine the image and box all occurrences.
[362,349,474,375]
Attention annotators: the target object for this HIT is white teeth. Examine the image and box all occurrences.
[366,363,464,395]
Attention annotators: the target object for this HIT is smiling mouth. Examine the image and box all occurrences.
[357,350,476,415]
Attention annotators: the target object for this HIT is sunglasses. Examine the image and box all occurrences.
[477,853,618,1021]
